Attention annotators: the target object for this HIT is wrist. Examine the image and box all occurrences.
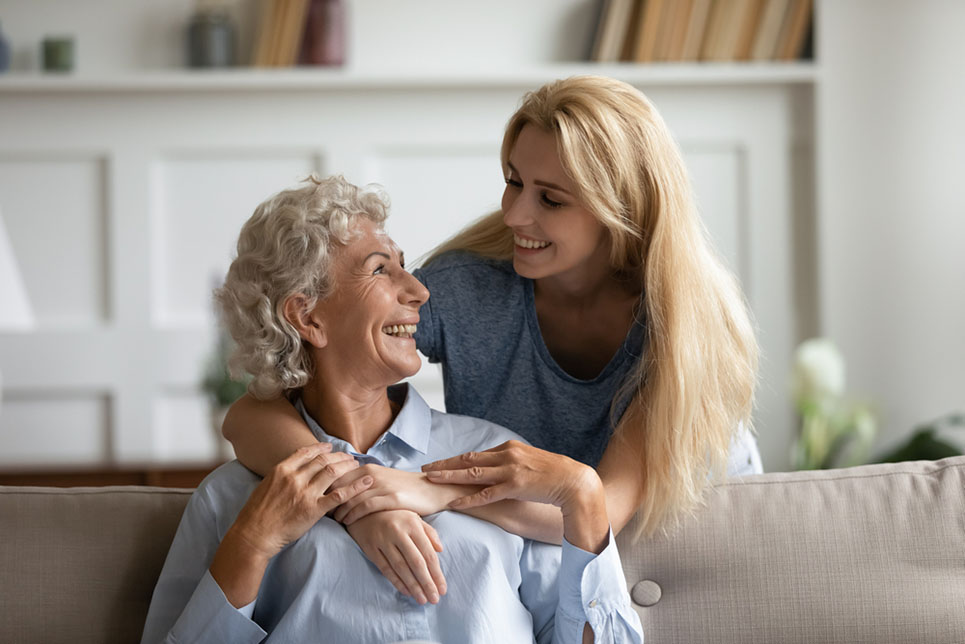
[559,468,609,553]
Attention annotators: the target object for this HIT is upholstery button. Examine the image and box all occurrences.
[631,580,662,607]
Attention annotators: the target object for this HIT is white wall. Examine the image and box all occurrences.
[817,0,965,451]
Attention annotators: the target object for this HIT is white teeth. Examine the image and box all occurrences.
[514,235,551,249]
[381,324,418,337]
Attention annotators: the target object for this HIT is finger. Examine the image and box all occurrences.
[317,471,372,514]
[298,450,355,475]
[424,522,444,553]
[417,524,447,596]
[279,442,335,471]
[397,538,441,604]
[384,545,428,605]
[421,449,507,472]
[341,496,400,525]
[332,488,376,523]
[327,464,370,492]
[447,483,513,510]
[370,550,412,598]
[307,457,359,491]
[423,464,514,485]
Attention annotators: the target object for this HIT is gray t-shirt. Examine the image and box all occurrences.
[414,251,762,474]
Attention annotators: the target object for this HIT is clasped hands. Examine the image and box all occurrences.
[227,440,605,609]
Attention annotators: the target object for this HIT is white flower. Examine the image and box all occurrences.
[792,337,846,404]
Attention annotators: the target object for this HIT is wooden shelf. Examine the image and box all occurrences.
[0,63,818,94]
[0,463,224,488]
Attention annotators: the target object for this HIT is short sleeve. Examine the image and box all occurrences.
[412,266,441,362]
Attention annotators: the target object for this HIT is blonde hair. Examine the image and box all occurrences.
[216,175,389,399]
[427,76,758,537]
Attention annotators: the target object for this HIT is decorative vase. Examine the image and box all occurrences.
[301,0,345,66]
[187,8,236,68]
[0,21,10,73]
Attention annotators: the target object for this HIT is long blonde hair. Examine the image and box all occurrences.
[427,76,758,537]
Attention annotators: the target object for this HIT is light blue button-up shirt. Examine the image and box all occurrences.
[141,384,644,644]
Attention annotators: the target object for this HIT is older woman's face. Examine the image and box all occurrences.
[312,218,429,385]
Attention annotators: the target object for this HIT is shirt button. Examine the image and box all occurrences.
[631,580,662,607]
[588,599,599,608]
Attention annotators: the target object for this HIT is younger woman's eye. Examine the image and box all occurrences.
[541,193,563,208]
[505,177,523,188]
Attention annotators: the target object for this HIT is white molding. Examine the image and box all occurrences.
[0,64,819,94]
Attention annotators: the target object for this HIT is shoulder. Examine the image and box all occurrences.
[415,251,516,290]
[191,460,261,515]
[429,408,530,454]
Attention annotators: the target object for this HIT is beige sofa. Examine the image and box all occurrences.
[2,456,964,644]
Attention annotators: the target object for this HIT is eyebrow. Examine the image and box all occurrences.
[363,251,391,263]
[506,161,573,196]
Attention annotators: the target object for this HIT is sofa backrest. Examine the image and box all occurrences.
[0,486,191,644]
[2,456,964,644]
[616,456,965,643]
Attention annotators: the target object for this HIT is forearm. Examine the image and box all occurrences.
[208,527,270,608]
[222,393,317,476]
[461,500,564,544]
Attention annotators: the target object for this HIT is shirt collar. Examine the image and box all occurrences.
[294,383,432,457]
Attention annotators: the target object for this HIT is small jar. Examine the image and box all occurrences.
[187,8,236,68]
[302,0,345,66]
[0,21,10,73]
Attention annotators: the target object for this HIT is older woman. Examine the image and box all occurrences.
[140,175,642,644]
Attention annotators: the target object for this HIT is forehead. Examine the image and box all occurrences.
[340,217,401,259]
[509,126,571,183]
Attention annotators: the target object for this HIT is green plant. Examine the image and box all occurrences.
[790,338,877,470]
[872,413,964,463]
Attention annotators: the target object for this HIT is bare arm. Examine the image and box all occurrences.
[595,434,645,536]
[222,393,318,476]
[225,394,565,543]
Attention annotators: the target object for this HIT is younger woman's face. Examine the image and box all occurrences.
[501,125,609,284]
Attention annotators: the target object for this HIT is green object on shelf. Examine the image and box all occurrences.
[42,36,74,72]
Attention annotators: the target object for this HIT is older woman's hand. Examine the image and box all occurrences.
[345,510,446,606]
[421,440,610,553]
[211,442,375,607]
[229,443,372,560]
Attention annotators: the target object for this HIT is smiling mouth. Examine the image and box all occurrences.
[514,234,552,250]
[382,324,417,338]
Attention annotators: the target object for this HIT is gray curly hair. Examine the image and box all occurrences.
[215,174,390,399]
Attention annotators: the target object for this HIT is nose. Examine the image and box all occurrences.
[501,189,536,229]
[400,270,429,308]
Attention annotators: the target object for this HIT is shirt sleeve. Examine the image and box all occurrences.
[521,529,643,644]
[728,420,764,476]
[139,490,266,644]
[412,266,441,362]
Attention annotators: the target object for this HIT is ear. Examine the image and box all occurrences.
[283,294,328,349]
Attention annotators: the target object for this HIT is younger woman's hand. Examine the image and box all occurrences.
[329,463,478,524]
[345,510,446,605]
[422,440,610,553]
[421,440,601,511]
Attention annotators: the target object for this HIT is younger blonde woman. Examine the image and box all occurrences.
[223,75,761,602]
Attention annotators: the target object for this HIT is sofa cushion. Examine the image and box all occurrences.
[617,456,965,643]
[0,485,191,644]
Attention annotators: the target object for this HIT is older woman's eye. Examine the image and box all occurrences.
[373,264,386,275]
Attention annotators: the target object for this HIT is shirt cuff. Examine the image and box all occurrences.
[169,571,267,644]
[558,527,628,620]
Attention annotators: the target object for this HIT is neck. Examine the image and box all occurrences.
[535,264,638,311]
[300,375,398,455]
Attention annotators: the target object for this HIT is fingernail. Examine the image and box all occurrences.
[425,471,442,478]
[448,498,465,508]
[429,593,439,603]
